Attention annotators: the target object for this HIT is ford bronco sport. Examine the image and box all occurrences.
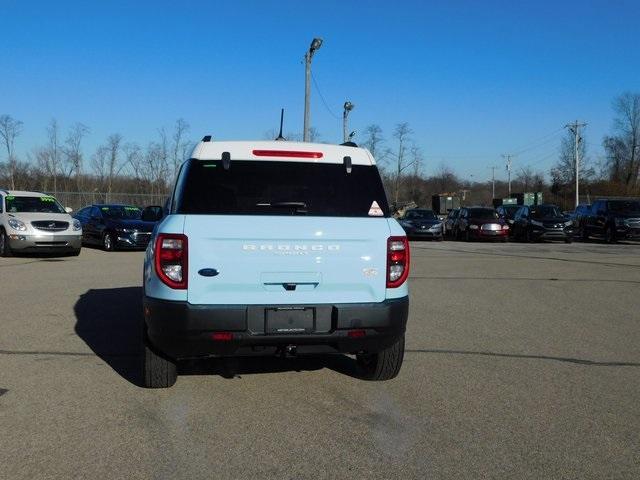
[142,139,410,388]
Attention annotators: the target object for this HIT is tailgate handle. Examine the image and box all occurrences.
[263,282,319,291]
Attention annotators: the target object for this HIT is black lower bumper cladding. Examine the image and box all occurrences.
[144,296,409,359]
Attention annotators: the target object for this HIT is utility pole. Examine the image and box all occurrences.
[303,38,323,142]
[502,154,515,196]
[342,101,354,143]
[566,120,587,208]
[489,165,498,199]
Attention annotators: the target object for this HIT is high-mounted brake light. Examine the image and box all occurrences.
[154,233,188,289]
[387,236,410,288]
[252,149,323,159]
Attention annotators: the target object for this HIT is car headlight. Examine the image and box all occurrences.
[469,224,479,230]
[564,221,573,227]
[429,224,441,231]
[530,220,544,227]
[116,228,134,233]
[614,218,626,227]
[72,219,82,231]
[8,218,26,231]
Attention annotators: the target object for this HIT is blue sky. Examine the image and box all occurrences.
[1,0,639,183]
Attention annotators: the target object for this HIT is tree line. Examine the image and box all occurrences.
[0,117,192,199]
[1,92,638,211]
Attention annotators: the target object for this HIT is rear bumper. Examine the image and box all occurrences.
[143,296,409,359]
[470,229,508,240]
[8,233,82,252]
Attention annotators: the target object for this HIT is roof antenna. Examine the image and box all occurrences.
[275,108,286,141]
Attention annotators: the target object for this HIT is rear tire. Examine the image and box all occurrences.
[356,335,405,381]
[0,229,13,257]
[525,229,532,243]
[604,225,616,244]
[142,334,177,388]
[581,226,589,241]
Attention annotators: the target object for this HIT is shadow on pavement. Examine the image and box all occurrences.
[74,287,360,387]
[74,287,143,386]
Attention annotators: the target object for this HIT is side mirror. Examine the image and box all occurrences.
[65,206,73,213]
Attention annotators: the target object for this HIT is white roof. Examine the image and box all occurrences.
[190,140,377,165]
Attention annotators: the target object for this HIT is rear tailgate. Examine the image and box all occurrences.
[185,216,390,305]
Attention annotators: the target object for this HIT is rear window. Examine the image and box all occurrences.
[468,208,498,220]
[608,200,640,214]
[174,160,390,217]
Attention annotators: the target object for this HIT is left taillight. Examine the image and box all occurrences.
[387,236,410,288]
[154,233,188,289]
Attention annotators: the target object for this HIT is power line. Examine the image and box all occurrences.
[510,127,565,155]
[310,70,340,120]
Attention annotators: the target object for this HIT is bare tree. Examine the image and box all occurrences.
[308,127,320,143]
[433,163,459,193]
[391,122,413,207]
[171,118,190,180]
[46,119,62,195]
[361,124,384,159]
[603,92,640,189]
[91,134,123,200]
[551,128,593,191]
[123,143,143,183]
[0,114,24,189]
[63,122,90,190]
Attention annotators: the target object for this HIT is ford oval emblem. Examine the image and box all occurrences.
[198,268,219,277]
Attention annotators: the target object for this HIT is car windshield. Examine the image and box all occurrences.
[502,205,519,218]
[100,206,142,219]
[468,208,498,220]
[530,205,563,218]
[175,160,390,217]
[5,195,66,214]
[609,200,640,213]
[406,209,436,220]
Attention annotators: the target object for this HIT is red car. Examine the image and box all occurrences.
[456,207,509,241]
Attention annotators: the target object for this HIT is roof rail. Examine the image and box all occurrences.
[340,141,358,147]
[0,188,8,195]
[202,135,212,142]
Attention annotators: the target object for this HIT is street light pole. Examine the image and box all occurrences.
[566,120,587,208]
[303,38,323,142]
[343,101,354,143]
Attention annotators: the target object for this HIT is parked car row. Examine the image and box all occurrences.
[0,189,164,257]
[399,199,640,244]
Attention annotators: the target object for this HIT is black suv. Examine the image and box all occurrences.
[512,204,574,243]
[583,199,640,243]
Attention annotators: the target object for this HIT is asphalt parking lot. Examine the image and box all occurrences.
[1,240,639,479]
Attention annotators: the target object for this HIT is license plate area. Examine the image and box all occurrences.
[266,307,315,334]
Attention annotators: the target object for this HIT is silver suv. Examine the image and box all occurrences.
[0,190,82,257]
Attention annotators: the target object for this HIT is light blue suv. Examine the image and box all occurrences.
[142,139,410,387]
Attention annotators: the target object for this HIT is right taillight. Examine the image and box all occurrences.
[154,233,188,289]
[387,236,410,288]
